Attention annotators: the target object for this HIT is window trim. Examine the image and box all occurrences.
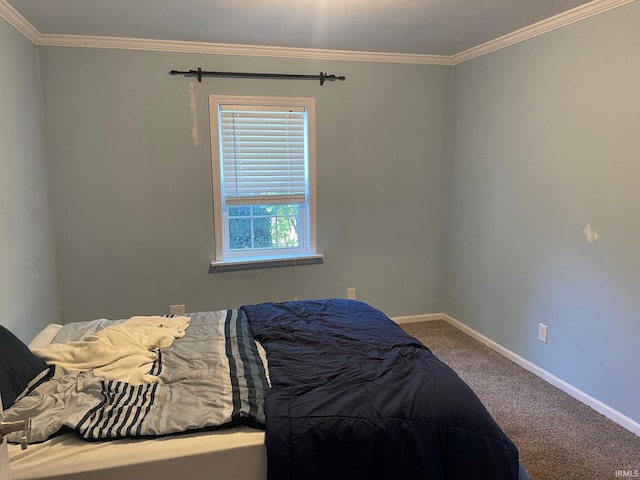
[209,95,319,268]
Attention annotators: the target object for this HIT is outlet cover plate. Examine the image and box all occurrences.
[170,304,186,315]
[538,323,548,343]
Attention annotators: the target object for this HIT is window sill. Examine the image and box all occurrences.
[209,254,324,272]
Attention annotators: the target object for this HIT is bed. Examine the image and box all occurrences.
[1,299,530,480]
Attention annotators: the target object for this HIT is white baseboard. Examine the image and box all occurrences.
[391,313,443,324]
[392,312,640,437]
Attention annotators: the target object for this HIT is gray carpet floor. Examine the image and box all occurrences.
[400,320,640,480]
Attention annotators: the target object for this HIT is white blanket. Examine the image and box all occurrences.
[32,316,190,385]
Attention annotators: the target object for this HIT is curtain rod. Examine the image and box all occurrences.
[169,68,345,86]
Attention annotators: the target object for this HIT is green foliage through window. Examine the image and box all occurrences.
[228,204,300,251]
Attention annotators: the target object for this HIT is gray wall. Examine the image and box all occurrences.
[0,19,60,342]
[445,2,640,424]
[37,48,450,322]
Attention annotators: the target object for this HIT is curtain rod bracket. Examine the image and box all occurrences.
[169,68,345,86]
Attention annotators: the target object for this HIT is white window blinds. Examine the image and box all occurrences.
[218,104,308,206]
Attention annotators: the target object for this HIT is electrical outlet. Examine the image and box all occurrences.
[538,323,548,343]
[347,288,356,300]
[170,304,186,316]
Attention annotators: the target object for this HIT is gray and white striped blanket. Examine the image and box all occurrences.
[5,309,268,443]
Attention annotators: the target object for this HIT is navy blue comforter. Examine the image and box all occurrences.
[242,299,519,480]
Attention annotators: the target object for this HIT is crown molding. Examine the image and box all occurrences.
[2,0,636,65]
[0,0,39,42]
[35,33,454,65]
[451,0,637,64]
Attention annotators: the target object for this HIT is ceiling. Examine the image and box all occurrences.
[0,0,628,59]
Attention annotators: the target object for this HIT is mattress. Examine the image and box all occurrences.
[8,427,266,480]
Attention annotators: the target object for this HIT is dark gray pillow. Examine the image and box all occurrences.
[0,325,51,410]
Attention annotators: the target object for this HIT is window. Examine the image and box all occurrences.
[210,95,320,267]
